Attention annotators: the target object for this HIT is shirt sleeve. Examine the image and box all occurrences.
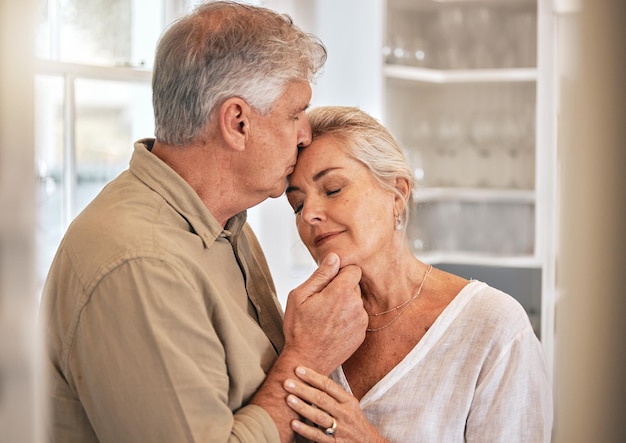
[65,257,280,443]
[465,325,554,443]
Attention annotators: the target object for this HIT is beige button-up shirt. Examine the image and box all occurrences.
[42,139,284,442]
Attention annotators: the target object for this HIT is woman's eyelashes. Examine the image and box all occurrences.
[291,188,343,215]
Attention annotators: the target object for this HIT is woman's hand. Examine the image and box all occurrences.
[284,366,389,443]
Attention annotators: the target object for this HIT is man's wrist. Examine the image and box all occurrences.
[249,351,304,443]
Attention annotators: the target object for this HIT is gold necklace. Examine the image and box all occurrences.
[366,265,432,333]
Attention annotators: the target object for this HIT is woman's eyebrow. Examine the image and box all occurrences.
[286,167,341,194]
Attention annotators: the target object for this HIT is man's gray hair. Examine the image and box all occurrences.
[153,1,327,145]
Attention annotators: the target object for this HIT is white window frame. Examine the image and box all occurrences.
[35,0,188,228]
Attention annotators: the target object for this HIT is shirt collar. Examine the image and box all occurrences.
[129,138,247,248]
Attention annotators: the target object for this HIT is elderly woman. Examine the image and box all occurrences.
[283,106,553,442]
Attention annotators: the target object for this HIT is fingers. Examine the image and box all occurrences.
[290,417,335,443]
[289,255,363,305]
[324,263,362,298]
[284,368,386,442]
[284,374,338,420]
[286,394,338,442]
[293,366,350,403]
[290,253,341,302]
[283,368,350,418]
[286,394,334,427]
[282,256,366,374]
[290,381,333,413]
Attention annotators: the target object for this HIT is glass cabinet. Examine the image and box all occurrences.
[383,0,538,260]
[379,0,554,341]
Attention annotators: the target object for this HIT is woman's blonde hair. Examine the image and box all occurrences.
[307,106,416,227]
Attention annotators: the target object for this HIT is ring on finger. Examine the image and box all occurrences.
[325,417,337,436]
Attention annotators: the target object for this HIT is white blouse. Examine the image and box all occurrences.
[331,281,553,443]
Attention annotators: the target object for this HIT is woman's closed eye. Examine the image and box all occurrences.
[290,188,342,215]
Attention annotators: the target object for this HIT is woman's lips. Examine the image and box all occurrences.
[314,231,343,247]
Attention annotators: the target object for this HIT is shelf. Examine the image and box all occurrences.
[416,251,541,268]
[415,187,535,203]
[384,64,537,84]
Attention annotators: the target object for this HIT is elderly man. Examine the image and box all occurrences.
[41,2,367,442]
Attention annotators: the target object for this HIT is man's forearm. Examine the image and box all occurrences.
[250,350,309,443]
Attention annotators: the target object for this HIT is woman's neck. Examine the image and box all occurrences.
[358,250,429,316]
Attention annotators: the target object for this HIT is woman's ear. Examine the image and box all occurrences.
[396,177,411,199]
[393,177,411,213]
[219,97,250,152]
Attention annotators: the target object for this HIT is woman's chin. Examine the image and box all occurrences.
[315,250,356,269]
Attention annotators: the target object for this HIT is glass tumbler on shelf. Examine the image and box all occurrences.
[406,117,433,186]
[385,9,431,68]
[507,8,537,68]
[490,8,518,68]
[385,10,411,65]
[435,5,469,69]
[435,110,468,188]
[464,5,496,69]
[413,201,535,256]
[498,85,536,190]
[518,99,536,189]
[469,109,498,188]
[409,37,431,68]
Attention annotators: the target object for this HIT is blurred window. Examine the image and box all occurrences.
[34,0,187,288]
[34,0,253,288]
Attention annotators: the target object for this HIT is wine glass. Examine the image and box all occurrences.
[435,5,468,69]
[435,110,467,187]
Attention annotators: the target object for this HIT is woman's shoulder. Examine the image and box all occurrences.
[468,281,528,314]
[428,267,529,322]
[426,267,470,308]
[459,280,534,337]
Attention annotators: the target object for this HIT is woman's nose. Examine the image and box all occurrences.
[300,199,324,225]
